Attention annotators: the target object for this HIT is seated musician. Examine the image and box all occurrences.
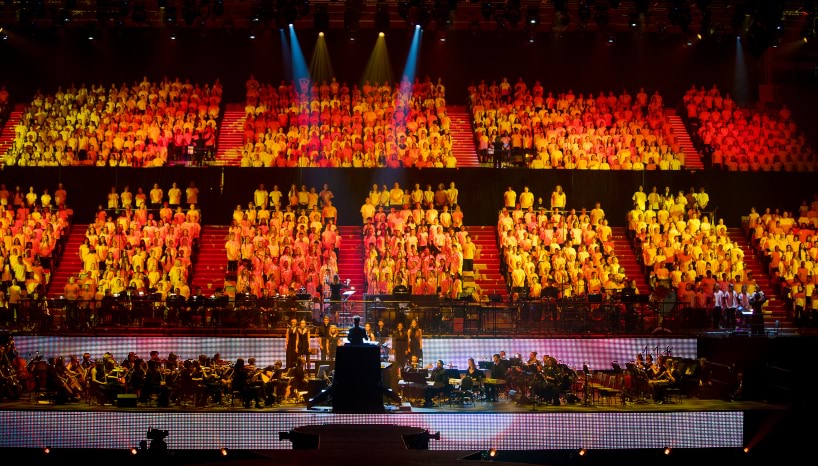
[649,358,679,403]
[531,355,562,405]
[178,359,207,407]
[140,359,171,407]
[423,359,449,408]
[286,356,308,401]
[244,357,264,408]
[261,361,289,405]
[485,354,507,402]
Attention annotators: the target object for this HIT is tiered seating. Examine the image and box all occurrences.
[359,181,468,297]
[226,183,341,298]
[5,78,221,167]
[626,186,763,326]
[468,79,685,169]
[77,188,201,301]
[745,199,818,325]
[685,85,817,171]
[496,190,627,300]
[235,75,457,168]
[0,184,73,298]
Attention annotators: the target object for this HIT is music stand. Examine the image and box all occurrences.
[625,362,650,404]
[339,290,355,326]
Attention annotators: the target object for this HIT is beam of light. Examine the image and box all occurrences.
[279,28,292,88]
[400,25,422,94]
[734,36,750,106]
[360,32,394,90]
[288,26,312,99]
[394,26,422,128]
[309,31,334,85]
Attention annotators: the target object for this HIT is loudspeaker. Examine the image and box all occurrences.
[117,394,138,408]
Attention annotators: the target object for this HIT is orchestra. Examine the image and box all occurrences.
[0,340,699,410]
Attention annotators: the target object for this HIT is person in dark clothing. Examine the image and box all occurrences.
[346,315,367,345]
[485,353,508,402]
[423,360,449,407]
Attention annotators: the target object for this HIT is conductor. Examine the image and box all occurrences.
[328,274,350,314]
[346,316,367,345]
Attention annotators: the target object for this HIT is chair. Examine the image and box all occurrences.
[449,377,475,406]
[29,361,58,405]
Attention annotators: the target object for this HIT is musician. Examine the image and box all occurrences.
[0,355,22,401]
[316,315,332,361]
[347,315,367,345]
[392,321,408,372]
[296,319,312,369]
[140,359,170,407]
[649,358,679,403]
[262,361,288,405]
[90,359,121,405]
[328,274,350,314]
[749,289,767,336]
[285,317,299,369]
[485,354,507,402]
[423,360,449,408]
[364,322,377,343]
[286,356,308,401]
[525,352,542,373]
[407,318,423,363]
[229,358,253,409]
[463,358,486,385]
[531,355,561,405]
[178,359,207,407]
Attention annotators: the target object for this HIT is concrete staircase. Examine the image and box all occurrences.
[190,225,230,294]
[727,227,794,335]
[610,227,650,294]
[462,226,508,301]
[336,226,365,306]
[213,104,246,166]
[47,224,87,298]
[0,107,23,159]
[446,105,480,167]
[667,112,703,171]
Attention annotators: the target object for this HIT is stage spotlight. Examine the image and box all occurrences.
[43,447,51,455]
[220,447,228,456]
[488,447,497,457]
[170,31,176,40]
[743,447,750,453]
[663,447,671,455]
[579,448,587,456]
[438,31,446,42]
[249,30,256,39]
[526,5,539,25]
[319,31,324,37]
[130,447,138,455]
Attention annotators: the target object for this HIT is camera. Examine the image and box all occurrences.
[147,428,169,440]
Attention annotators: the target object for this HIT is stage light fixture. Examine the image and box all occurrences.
[489,447,497,457]
[130,447,138,455]
[579,448,587,456]
[663,447,671,455]
[249,30,256,39]
[43,447,51,455]
[526,5,539,25]
[220,447,228,456]
[170,31,176,40]
[743,447,750,453]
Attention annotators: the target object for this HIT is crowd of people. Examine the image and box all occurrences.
[469,79,686,170]
[0,340,309,408]
[685,84,816,171]
[63,182,202,326]
[5,77,222,167]
[235,75,457,168]
[0,183,73,329]
[358,181,475,298]
[627,185,760,330]
[746,198,818,326]
[226,182,341,299]
[496,185,627,302]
